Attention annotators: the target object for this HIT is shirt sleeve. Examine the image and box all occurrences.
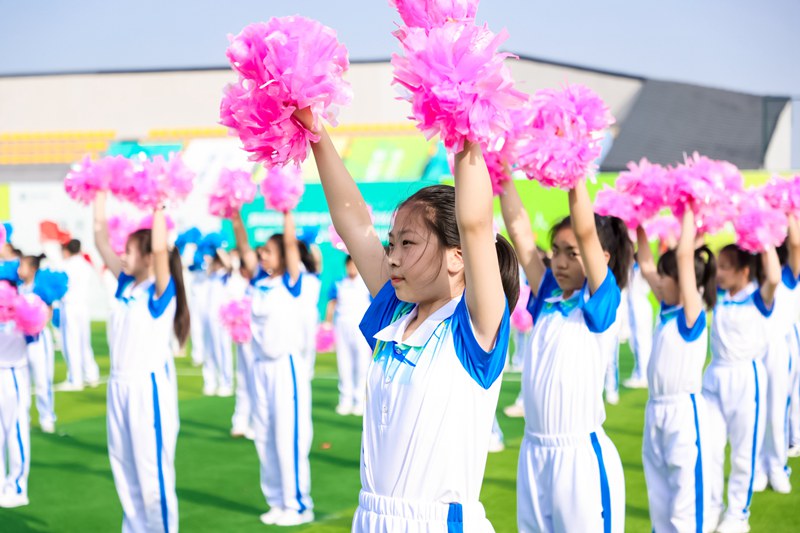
[753,288,775,317]
[581,267,621,334]
[114,273,135,300]
[526,269,559,324]
[677,308,707,342]
[327,282,339,301]
[358,281,404,351]
[451,295,510,390]
[148,277,176,319]
[782,265,798,290]
[282,272,303,298]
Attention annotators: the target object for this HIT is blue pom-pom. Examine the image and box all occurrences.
[0,259,20,284]
[2,222,12,242]
[33,269,69,306]
[298,226,320,246]
[199,232,226,254]
[176,227,203,254]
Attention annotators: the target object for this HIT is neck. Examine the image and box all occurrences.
[415,295,455,324]
[728,281,748,296]
[134,269,153,285]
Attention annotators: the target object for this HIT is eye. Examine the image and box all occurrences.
[402,240,413,246]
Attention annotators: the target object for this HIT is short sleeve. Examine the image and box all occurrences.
[451,296,510,390]
[753,288,774,317]
[282,272,303,298]
[782,265,798,290]
[148,278,176,319]
[581,268,621,334]
[328,282,339,301]
[359,281,405,351]
[249,267,269,286]
[114,273,135,300]
[677,308,707,342]
[527,269,560,324]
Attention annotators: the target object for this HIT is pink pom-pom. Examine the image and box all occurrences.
[759,175,800,217]
[0,223,6,247]
[221,17,352,167]
[65,155,133,205]
[644,216,681,244]
[219,298,252,343]
[107,215,138,255]
[391,21,526,154]
[389,0,478,29]
[13,293,49,336]
[261,165,304,213]
[111,153,195,211]
[136,214,176,232]
[669,153,744,234]
[734,191,788,253]
[316,322,336,353]
[510,284,532,332]
[0,281,17,323]
[594,187,639,229]
[209,168,257,219]
[517,84,614,190]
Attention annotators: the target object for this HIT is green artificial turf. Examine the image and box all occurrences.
[2,323,799,531]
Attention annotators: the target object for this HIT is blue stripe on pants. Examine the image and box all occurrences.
[744,361,760,513]
[151,372,170,533]
[289,355,307,513]
[11,368,25,495]
[590,432,612,533]
[690,393,704,533]
[447,502,463,533]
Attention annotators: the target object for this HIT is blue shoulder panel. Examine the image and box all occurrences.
[115,273,135,301]
[359,281,403,351]
[148,278,176,319]
[581,268,621,334]
[677,308,707,342]
[451,296,510,390]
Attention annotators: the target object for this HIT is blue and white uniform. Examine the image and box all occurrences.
[201,270,233,395]
[790,323,800,449]
[60,254,99,386]
[643,304,709,533]
[759,266,799,484]
[299,272,321,378]
[517,268,625,533]
[249,269,313,516]
[0,323,31,502]
[354,282,509,532]
[228,271,255,436]
[107,273,179,533]
[187,267,207,367]
[329,274,372,413]
[702,282,771,524]
[626,263,654,383]
[19,282,56,429]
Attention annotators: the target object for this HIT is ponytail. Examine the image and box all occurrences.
[21,253,46,272]
[169,247,190,346]
[696,246,717,309]
[496,234,520,310]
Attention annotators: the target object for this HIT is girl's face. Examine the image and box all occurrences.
[657,275,680,306]
[17,260,35,283]
[386,207,461,304]
[345,260,358,279]
[550,227,587,295]
[260,239,283,274]
[122,240,151,278]
[716,253,748,292]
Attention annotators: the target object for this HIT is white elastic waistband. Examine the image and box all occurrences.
[523,428,605,447]
[709,356,759,367]
[648,392,700,404]
[110,362,170,382]
[357,491,486,522]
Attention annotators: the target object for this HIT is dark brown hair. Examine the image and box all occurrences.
[719,244,762,284]
[127,230,190,346]
[396,185,520,308]
[657,246,718,309]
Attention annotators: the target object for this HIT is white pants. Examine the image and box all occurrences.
[252,355,313,514]
[517,428,625,533]
[643,394,709,533]
[188,303,205,366]
[231,342,256,432]
[788,325,800,447]
[302,316,318,379]
[107,366,179,533]
[627,290,653,381]
[60,304,99,385]
[0,366,30,499]
[335,318,371,410]
[759,339,792,478]
[201,317,232,391]
[27,329,56,427]
[702,360,765,522]
[352,490,494,532]
[511,330,531,370]
[605,343,619,396]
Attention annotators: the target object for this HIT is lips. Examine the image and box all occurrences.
[390,276,404,285]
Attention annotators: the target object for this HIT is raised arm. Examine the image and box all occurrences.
[151,208,170,297]
[568,180,608,294]
[231,210,258,277]
[282,211,301,283]
[636,226,664,302]
[454,141,508,351]
[787,214,800,278]
[677,211,702,327]
[499,178,545,295]
[295,109,386,295]
[760,246,781,307]
[92,191,122,278]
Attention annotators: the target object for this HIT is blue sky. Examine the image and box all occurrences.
[1,0,797,95]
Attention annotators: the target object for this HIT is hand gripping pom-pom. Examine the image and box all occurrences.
[221,17,353,167]
[389,0,478,29]
[13,293,49,336]
[644,216,681,244]
[219,298,252,343]
[0,281,16,323]
[316,322,336,353]
[261,165,304,213]
[391,21,527,154]
[734,191,788,253]
[760,176,800,217]
[209,168,258,219]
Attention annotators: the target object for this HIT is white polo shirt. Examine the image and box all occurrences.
[330,275,371,325]
[249,270,304,361]
[710,282,772,364]
[648,304,708,398]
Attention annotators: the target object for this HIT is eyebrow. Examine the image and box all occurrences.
[388,229,413,239]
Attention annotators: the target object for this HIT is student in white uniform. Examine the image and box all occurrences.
[201,250,234,397]
[636,212,716,533]
[499,176,632,533]
[93,192,189,533]
[755,220,800,494]
[703,244,779,533]
[58,239,100,390]
[229,263,256,440]
[325,255,372,416]
[304,106,518,532]
[790,325,800,458]
[623,260,655,389]
[187,255,208,368]
[298,242,322,378]
[17,255,58,434]
[231,208,314,527]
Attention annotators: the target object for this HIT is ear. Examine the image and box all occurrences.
[446,247,464,276]
[603,250,611,265]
